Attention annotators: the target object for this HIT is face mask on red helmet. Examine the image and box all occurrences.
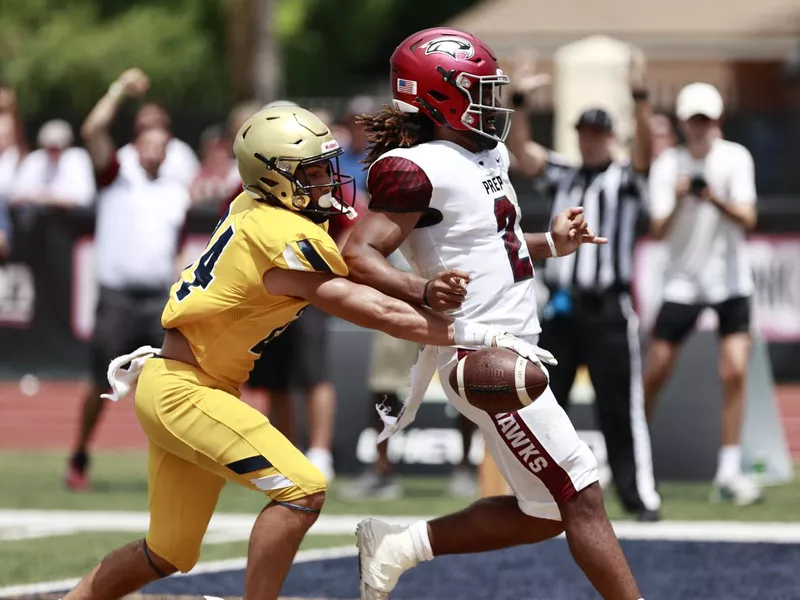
[389,28,513,144]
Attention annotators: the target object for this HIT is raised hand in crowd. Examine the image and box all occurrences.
[109,68,150,100]
[628,51,653,173]
[81,68,150,172]
[508,48,551,97]
[504,48,552,179]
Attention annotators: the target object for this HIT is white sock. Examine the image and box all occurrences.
[306,447,332,460]
[408,520,434,562]
[715,445,742,483]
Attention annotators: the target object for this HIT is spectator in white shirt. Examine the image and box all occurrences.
[0,113,21,200]
[643,82,761,505]
[0,113,20,260]
[65,68,190,491]
[0,83,26,260]
[118,102,200,187]
[11,119,95,208]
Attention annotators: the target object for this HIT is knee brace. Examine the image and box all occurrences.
[271,500,322,514]
[142,539,171,578]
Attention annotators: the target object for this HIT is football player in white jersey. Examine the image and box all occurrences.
[342,28,645,600]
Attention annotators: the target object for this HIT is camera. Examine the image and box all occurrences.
[689,176,708,196]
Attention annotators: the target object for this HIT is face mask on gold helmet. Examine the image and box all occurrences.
[233,106,357,221]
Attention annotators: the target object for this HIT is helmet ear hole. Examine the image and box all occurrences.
[428,90,449,102]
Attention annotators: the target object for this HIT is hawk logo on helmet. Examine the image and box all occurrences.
[423,36,475,60]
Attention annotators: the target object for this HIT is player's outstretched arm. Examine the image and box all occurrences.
[343,211,469,312]
[264,267,457,345]
[262,268,548,364]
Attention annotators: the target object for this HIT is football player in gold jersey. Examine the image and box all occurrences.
[63,105,543,600]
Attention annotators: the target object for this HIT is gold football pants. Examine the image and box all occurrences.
[134,357,326,572]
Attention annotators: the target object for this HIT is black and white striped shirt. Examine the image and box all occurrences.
[539,153,646,293]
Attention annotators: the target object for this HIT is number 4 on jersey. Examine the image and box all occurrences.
[176,226,235,301]
[494,196,533,282]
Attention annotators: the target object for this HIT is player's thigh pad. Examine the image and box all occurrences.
[135,358,327,503]
[144,440,225,573]
[438,349,598,521]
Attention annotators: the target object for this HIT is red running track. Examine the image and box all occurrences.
[1,380,799,459]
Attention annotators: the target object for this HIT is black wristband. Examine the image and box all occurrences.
[511,91,526,108]
[422,279,433,307]
[632,89,649,101]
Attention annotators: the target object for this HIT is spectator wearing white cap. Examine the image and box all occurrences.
[644,82,761,505]
[10,119,95,207]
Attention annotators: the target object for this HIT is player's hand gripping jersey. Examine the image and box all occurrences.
[161,192,347,390]
[368,140,541,338]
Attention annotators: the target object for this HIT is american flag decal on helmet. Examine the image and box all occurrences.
[396,78,417,95]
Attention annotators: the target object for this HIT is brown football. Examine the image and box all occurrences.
[449,348,548,413]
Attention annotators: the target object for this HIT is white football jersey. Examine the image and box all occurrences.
[367,140,540,338]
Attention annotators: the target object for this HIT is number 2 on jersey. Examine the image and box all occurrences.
[176,226,235,301]
[494,196,533,282]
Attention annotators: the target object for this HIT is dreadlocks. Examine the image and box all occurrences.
[356,106,436,167]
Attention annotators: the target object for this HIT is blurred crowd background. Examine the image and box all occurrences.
[1,0,800,500]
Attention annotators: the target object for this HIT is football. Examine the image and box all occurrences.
[449,348,548,413]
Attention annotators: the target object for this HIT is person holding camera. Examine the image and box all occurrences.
[643,82,761,505]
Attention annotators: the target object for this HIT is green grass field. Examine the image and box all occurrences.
[1,451,798,587]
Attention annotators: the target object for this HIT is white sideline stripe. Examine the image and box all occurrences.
[4,510,800,542]
[0,546,359,597]
[2,513,800,597]
[0,511,425,542]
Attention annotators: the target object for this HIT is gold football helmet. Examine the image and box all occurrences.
[233,105,355,219]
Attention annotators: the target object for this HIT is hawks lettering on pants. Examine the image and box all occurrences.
[490,410,578,504]
[494,412,549,473]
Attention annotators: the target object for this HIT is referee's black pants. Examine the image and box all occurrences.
[538,290,660,514]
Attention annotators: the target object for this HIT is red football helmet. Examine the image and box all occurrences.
[390,27,512,144]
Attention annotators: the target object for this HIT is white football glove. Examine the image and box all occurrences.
[491,331,558,382]
[452,318,558,381]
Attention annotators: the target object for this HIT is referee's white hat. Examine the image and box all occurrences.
[676,83,724,121]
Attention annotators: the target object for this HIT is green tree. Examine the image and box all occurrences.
[276,0,482,97]
[0,0,229,120]
[0,0,482,121]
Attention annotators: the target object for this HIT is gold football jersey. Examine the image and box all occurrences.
[162,193,347,390]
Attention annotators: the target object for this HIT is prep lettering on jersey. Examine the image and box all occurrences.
[494,412,549,474]
[482,175,504,195]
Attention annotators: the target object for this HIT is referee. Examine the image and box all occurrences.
[506,53,661,521]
